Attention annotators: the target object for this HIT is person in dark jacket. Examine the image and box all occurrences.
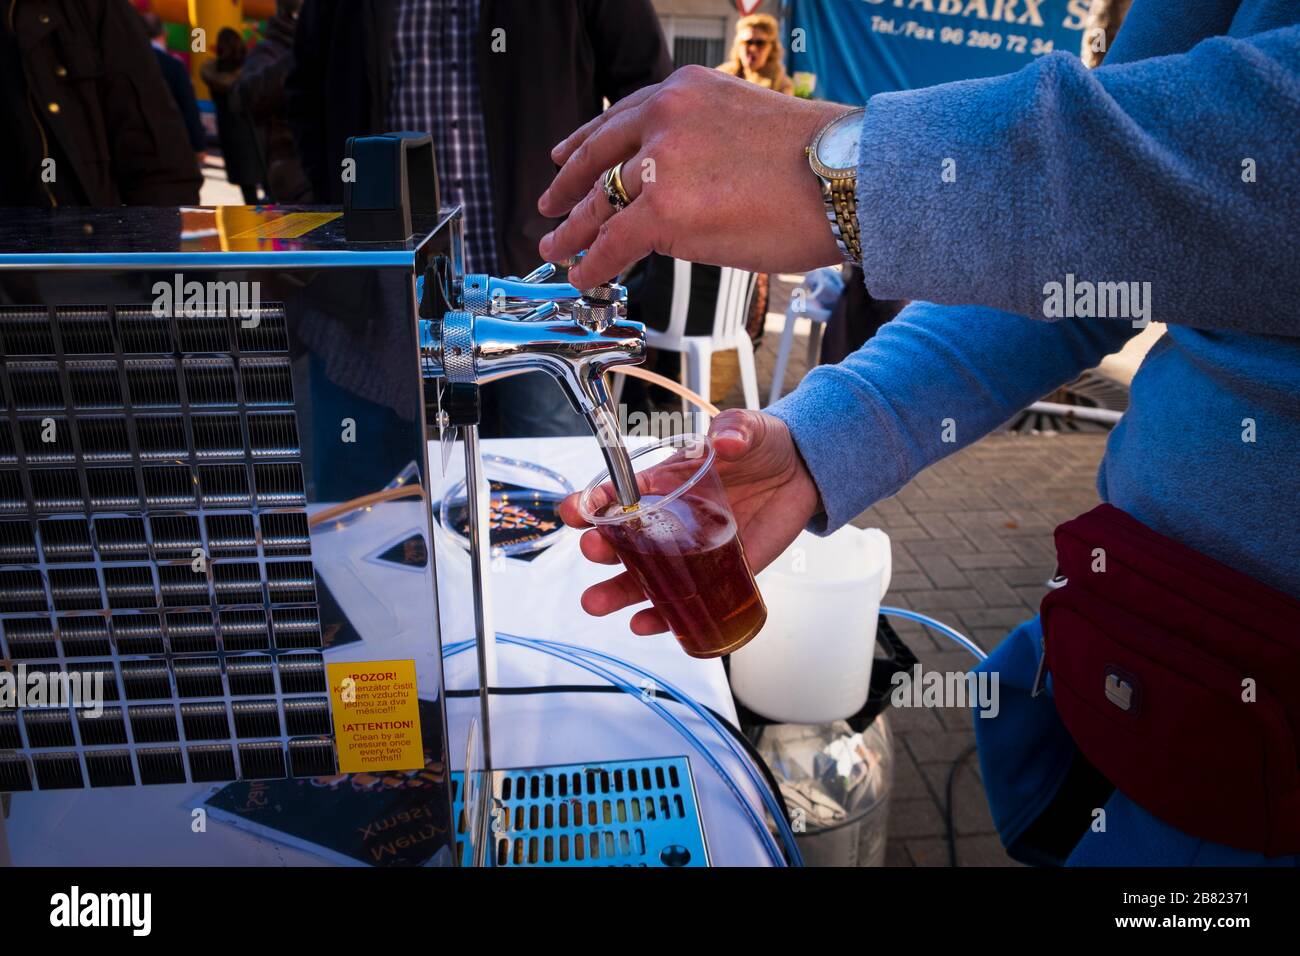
[201,27,264,203]
[285,0,672,438]
[232,0,310,203]
[0,0,201,207]
[141,11,207,172]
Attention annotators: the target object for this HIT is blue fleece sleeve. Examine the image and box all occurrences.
[769,302,1135,532]
[770,24,1299,530]
[856,25,1299,334]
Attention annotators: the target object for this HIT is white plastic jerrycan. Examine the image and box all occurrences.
[730,527,891,724]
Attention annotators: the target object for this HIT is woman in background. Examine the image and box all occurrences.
[718,12,794,95]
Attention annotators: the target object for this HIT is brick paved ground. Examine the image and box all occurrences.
[717,276,1111,866]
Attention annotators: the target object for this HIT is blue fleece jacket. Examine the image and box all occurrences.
[769,0,1300,865]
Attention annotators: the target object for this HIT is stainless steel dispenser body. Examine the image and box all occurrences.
[0,206,464,866]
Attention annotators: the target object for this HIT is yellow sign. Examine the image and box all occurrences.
[327,660,424,773]
[230,212,342,240]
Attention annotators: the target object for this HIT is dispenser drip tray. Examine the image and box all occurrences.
[452,756,709,867]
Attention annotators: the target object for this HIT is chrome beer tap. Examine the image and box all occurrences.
[420,257,645,507]
[425,262,642,415]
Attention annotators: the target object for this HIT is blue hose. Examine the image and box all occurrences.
[879,605,988,662]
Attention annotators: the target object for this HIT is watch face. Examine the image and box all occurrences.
[817,111,863,173]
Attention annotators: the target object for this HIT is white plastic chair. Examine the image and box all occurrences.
[614,260,760,431]
[767,267,843,406]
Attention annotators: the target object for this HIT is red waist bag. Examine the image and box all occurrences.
[1039,504,1300,857]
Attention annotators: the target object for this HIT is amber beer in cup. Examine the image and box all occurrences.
[579,434,767,658]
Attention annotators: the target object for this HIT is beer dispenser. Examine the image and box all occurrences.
[0,134,709,866]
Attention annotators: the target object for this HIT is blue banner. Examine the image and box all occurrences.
[785,0,1090,103]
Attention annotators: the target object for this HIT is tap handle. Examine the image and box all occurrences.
[462,273,580,314]
[516,262,557,283]
[419,256,454,320]
[443,382,481,427]
[516,302,561,322]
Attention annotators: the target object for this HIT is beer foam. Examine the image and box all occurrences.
[607,495,734,550]
[627,506,687,543]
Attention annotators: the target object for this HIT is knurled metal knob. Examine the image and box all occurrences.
[461,275,491,315]
[572,301,620,332]
[581,282,620,303]
[440,310,476,384]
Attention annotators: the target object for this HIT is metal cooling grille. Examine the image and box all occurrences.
[0,302,332,793]
[451,757,709,867]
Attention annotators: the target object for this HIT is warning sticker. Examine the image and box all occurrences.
[230,211,342,239]
[327,660,424,773]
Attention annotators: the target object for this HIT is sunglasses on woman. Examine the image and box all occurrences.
[744,38,771,48]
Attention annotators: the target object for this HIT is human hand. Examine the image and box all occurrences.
[558,409,823,635]
[538,66,854,290]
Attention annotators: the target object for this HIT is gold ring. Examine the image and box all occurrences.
[603,162,632,212]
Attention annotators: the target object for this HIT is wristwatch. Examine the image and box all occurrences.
[807,107,866,266]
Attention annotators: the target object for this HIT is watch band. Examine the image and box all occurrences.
[808,106,866,267]
[824,177,861,266]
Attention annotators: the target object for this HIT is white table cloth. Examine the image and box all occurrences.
[5,437,774,866]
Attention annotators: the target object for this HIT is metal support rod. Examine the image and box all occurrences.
[461,426,495,865]
[1026,401,1123,425]
[462,426,495,765]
